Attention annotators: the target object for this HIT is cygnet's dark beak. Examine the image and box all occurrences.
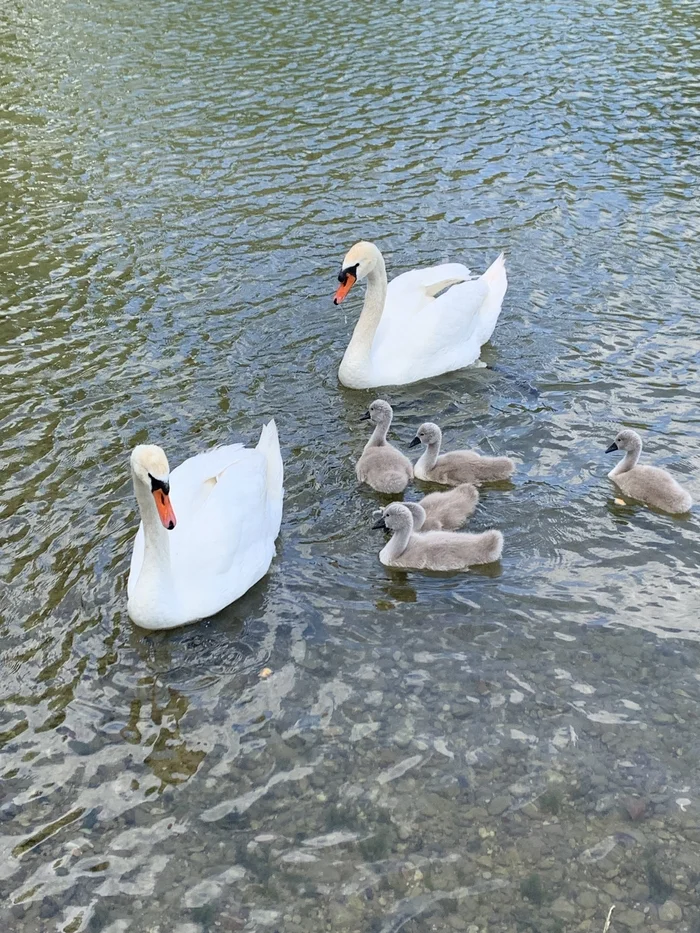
[605,442,619,453]
[408,436,421,448]
[372,517,387,530]
[359,411,371,421]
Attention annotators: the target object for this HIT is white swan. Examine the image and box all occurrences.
[606,429,692,514]
[127,422,284,630]
[333,241,507,388]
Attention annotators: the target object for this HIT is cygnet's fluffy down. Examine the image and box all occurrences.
[606,429,692,514]
[404,484,479,531]
[373,502,503,571]
[410,422,514,486]
[356,399,413,494]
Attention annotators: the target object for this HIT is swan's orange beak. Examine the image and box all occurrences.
[333,271,356,305]
[153,489,177,530]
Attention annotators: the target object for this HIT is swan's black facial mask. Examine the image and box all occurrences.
[605,442,619,453]
[372,516,387,530]
[409,436,421,448]
[333,263,359,305]
[149,474,170,496]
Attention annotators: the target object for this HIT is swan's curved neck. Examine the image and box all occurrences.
[611,447,641,475]
[132,477,175,596]
[384,524,413,561]
[417,440,441,473]
[365,419,390,450]
[340,255,387,380]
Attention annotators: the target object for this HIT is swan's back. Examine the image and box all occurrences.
[418,484,479,531]
[356,445,413,494]
[385,528,503,571]
[371,255,507,387]
[613,464,692,514]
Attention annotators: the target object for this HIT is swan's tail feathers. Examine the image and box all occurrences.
[382,472,410,494]
[257,420,284,500]
[485,455,515,482]
[480,529,504,563]
[475,252,507,346]
[483,252,507,288]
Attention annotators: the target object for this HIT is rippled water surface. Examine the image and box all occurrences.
[2,0,700,930]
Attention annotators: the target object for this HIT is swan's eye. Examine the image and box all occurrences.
[149,473,170,496]
[338,263,359,284]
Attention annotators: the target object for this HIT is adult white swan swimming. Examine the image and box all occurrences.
[127,422,283,630]
[333,241,507,389]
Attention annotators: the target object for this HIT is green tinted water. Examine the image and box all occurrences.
[2,0,700,930]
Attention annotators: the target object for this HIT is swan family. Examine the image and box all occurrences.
[126,240,694,630]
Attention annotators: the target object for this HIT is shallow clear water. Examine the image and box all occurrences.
[2,0,700,930]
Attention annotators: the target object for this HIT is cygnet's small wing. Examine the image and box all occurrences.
[419,484,479,530]
[614,464,692,513]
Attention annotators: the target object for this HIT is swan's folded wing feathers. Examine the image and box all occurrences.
[170,443,246,493]
[170,450,269,580]
[387,263,472,299]
[380,263,472,330]
[374,276,491,384]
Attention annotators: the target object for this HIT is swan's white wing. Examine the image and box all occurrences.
[172,450,265,574]
[168,449,277,619]
[381,263,472,326]
[372,255,506,385]
[388,262,472,296]
[169,443,245,509]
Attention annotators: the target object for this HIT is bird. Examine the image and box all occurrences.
[606,429,692,514]
[372,502,503,570]
[403,484,479,531]
[332,240,507,388]
[355,399,413,494]
[410,422,514,486]
[127,422,284,630]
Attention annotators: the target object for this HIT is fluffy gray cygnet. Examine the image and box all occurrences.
[373,502,503,570]
[403,483,479,531]
[410,422,514,486]
[606,429,692,514]
[356,399,413,494]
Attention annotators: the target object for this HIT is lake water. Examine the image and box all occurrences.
[2,0,700,930]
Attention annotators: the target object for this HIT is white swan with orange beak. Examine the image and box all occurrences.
[127,422,283,630]
[333,241,507,389]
